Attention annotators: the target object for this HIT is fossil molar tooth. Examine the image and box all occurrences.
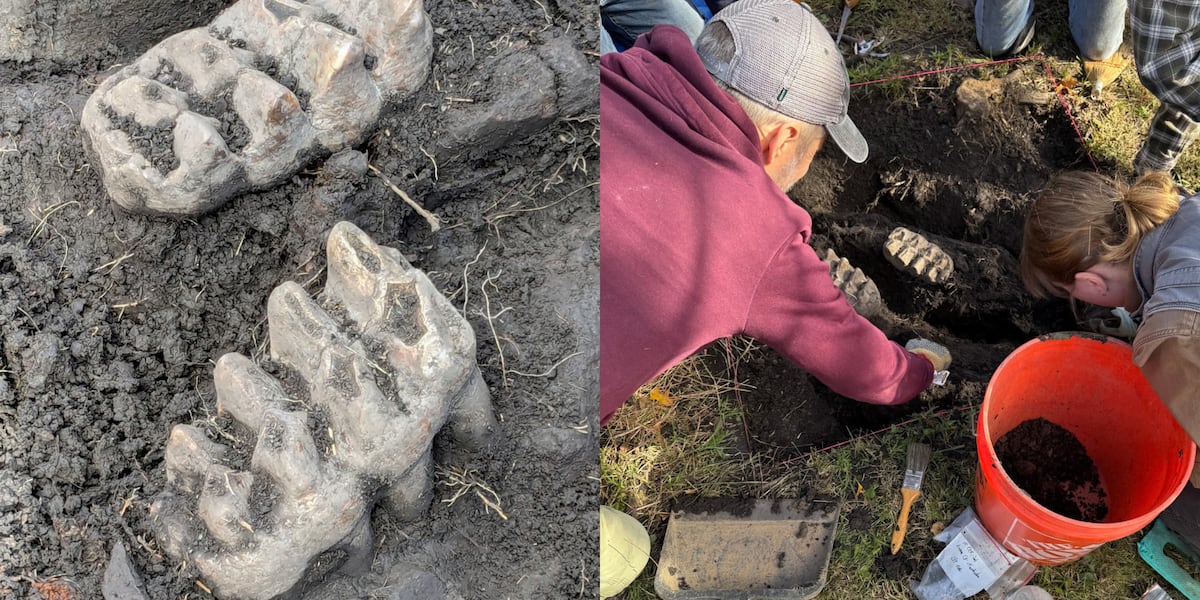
[324,221,496,447]
[151,222,494,598]
[81,0,431,215]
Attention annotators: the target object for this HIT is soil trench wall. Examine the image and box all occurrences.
[0,0,230,63]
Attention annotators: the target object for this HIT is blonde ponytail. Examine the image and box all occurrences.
[1114,172,1180,261]
[1020,171,1180,298]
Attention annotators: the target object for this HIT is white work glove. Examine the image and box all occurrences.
[906,338,951,371]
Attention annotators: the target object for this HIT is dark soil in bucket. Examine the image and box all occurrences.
[995,417,1108,522]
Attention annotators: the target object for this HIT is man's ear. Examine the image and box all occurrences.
[760,122,801,166]
[1073,271,1109,297]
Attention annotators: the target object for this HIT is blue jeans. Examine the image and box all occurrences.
[600,0,704,54]
[974,0,1125,60]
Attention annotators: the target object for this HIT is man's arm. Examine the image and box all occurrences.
[743,233,933,405]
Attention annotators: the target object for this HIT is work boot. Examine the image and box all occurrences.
[1139,486,1200,598]
[883,227,954,284]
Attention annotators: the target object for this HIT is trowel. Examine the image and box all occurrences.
[653,497,840,600]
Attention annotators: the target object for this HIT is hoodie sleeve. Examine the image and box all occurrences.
[743,233,933,405]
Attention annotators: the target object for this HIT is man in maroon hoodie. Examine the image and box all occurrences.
[599,3,950,592]
[600,0,950,428]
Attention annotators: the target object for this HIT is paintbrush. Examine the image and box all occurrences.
[891,442,931,555]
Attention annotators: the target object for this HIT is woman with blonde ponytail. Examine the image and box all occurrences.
[1021,170,1200,482]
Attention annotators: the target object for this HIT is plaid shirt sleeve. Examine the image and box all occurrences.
[1131,0,1200,172]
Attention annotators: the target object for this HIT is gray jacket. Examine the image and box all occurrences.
[1134,195,1200,318]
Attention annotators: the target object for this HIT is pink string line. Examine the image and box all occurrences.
[849,54,1035,88]
[1042,59,1100,172]
[779,404,976,466]
[850,53,1100,173]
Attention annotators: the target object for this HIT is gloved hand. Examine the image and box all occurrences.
[906,338,951,371]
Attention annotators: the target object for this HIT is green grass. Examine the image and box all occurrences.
[817,0,1200,186]
[601,342,1177,599]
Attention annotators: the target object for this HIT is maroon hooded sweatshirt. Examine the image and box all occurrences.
[600,25,933,425]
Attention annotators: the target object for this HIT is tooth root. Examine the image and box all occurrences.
[150,490,198,562]
[198,465,255,547]
[382,453,433,520]
[215,353,289,432]
[251,409,322,498]
[164,425,227,494]
[448,370,496,449]
[267,281,343,378]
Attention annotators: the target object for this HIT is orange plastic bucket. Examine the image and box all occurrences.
[975,332,1195,566]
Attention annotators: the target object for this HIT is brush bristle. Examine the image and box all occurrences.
[901,443,931,490]
[905,443,931,471]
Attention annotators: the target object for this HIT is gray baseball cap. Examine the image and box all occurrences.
[697,0,868,163]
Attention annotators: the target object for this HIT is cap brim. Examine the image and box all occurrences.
[826,114,868,163]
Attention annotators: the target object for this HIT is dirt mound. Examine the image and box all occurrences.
[744,65,1082,454]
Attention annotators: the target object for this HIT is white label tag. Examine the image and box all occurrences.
[935,520,1018,595]
[932,370,949,386]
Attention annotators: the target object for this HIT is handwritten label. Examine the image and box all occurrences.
[936,519,1018,595]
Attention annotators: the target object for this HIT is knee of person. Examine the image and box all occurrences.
[1076,40,1119,62]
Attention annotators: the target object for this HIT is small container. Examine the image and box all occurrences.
[1005,585,1054,600]
[1141,583,1176,600]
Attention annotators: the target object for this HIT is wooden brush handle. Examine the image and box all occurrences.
[890,488,921,555]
